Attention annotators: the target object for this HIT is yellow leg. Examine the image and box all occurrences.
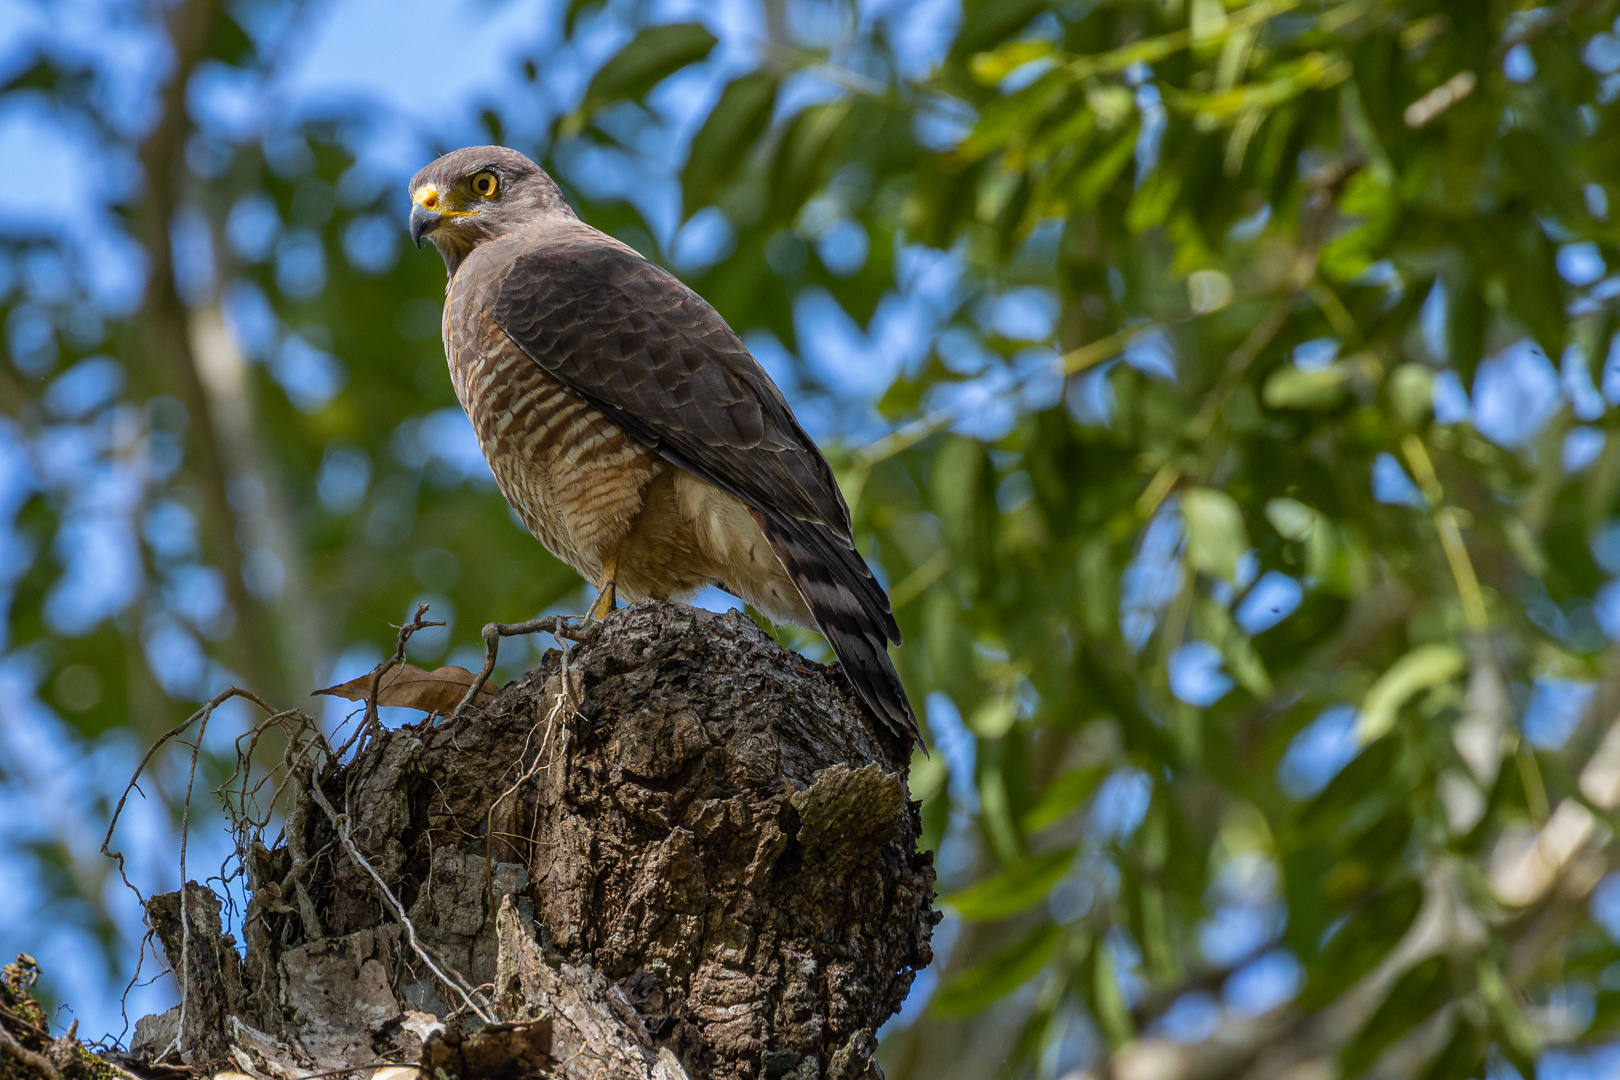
[587,551,619,621]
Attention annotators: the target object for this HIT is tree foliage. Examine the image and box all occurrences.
[8,1,1620,1077]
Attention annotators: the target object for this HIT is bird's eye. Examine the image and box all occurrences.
[471,171,498,198]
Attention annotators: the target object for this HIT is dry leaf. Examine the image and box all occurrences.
[314,664,494,714]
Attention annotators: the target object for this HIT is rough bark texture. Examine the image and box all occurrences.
[125,602,936,1079]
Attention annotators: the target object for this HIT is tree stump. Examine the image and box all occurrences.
[130,601,936,1080]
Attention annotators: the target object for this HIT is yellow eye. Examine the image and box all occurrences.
[470,171,498,198]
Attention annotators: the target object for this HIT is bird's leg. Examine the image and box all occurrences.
[587,551,620,622]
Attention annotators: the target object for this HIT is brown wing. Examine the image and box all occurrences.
[491,238,916,739]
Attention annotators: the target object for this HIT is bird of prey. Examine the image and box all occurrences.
[407,146,917,742]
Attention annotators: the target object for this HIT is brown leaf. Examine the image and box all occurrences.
[313,664,494,714]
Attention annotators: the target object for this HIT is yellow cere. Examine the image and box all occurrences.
[413,185,477,218]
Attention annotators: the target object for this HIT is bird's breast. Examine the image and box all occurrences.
[445,290,660,577]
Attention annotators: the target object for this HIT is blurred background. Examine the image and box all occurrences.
[8,0,1620,1077]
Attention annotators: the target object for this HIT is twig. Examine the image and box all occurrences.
[451,615,591,719]
[303,781,494,1024]
[101,688,277,890]
[114,929,153,1050]
[365,604,445,732]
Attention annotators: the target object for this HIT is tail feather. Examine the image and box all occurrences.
[757,514,920,744]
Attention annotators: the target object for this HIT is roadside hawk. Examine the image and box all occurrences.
[408,145,918,741]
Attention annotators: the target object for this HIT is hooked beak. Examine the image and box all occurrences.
[409,201,441,248]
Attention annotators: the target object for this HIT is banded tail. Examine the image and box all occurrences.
[756,513,920,744]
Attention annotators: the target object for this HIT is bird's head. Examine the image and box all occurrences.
[408,145,574,272]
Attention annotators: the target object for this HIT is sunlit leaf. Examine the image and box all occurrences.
[1358,645,1466,743]
[1181,488,1249,582]
[969,41,1057,85]
[1262,363,1351,409]
[1266,498,1317,541]
[969,695,1016,738]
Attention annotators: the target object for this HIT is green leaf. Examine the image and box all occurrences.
[564,0,601,34]
[1341,957,1453,1075]
[969,695,1016,738]
[1418,1020,1486,1080]
[1445,271,1487,383]
[942,848,1076,922]
[1502,130,1585,225]
[931,436,987,546]
[1388,364,1434,424]
[1198,598,1272,696]
[1262,362,1351,409]
[1307,519,1373,597]
[1023,766,1106,832]
[961,71,1069,160]
[951,0,1050,60]
[683,73,777,213]
[1181,488,1249,582]
[932,924,1062,1016]
[909,747,947,804]
[578,23,717,118]
[969,40,1057,85]
[769,100,852,218]
[1585,988,1620,1038]
[205,9,255,66]
[1126,172,1181,233]
[1072,128,1138,207]
[1266,498,1316,541]
[1358,644,1466,743]
[1298,738,1402,834]
[1092,929,1133,1045]
[1318,173,1398,282]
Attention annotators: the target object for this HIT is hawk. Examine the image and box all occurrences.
[407,146,918,742]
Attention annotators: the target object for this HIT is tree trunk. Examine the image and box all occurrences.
[96,602,935,1080]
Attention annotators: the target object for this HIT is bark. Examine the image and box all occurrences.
[118,602,937,1079]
